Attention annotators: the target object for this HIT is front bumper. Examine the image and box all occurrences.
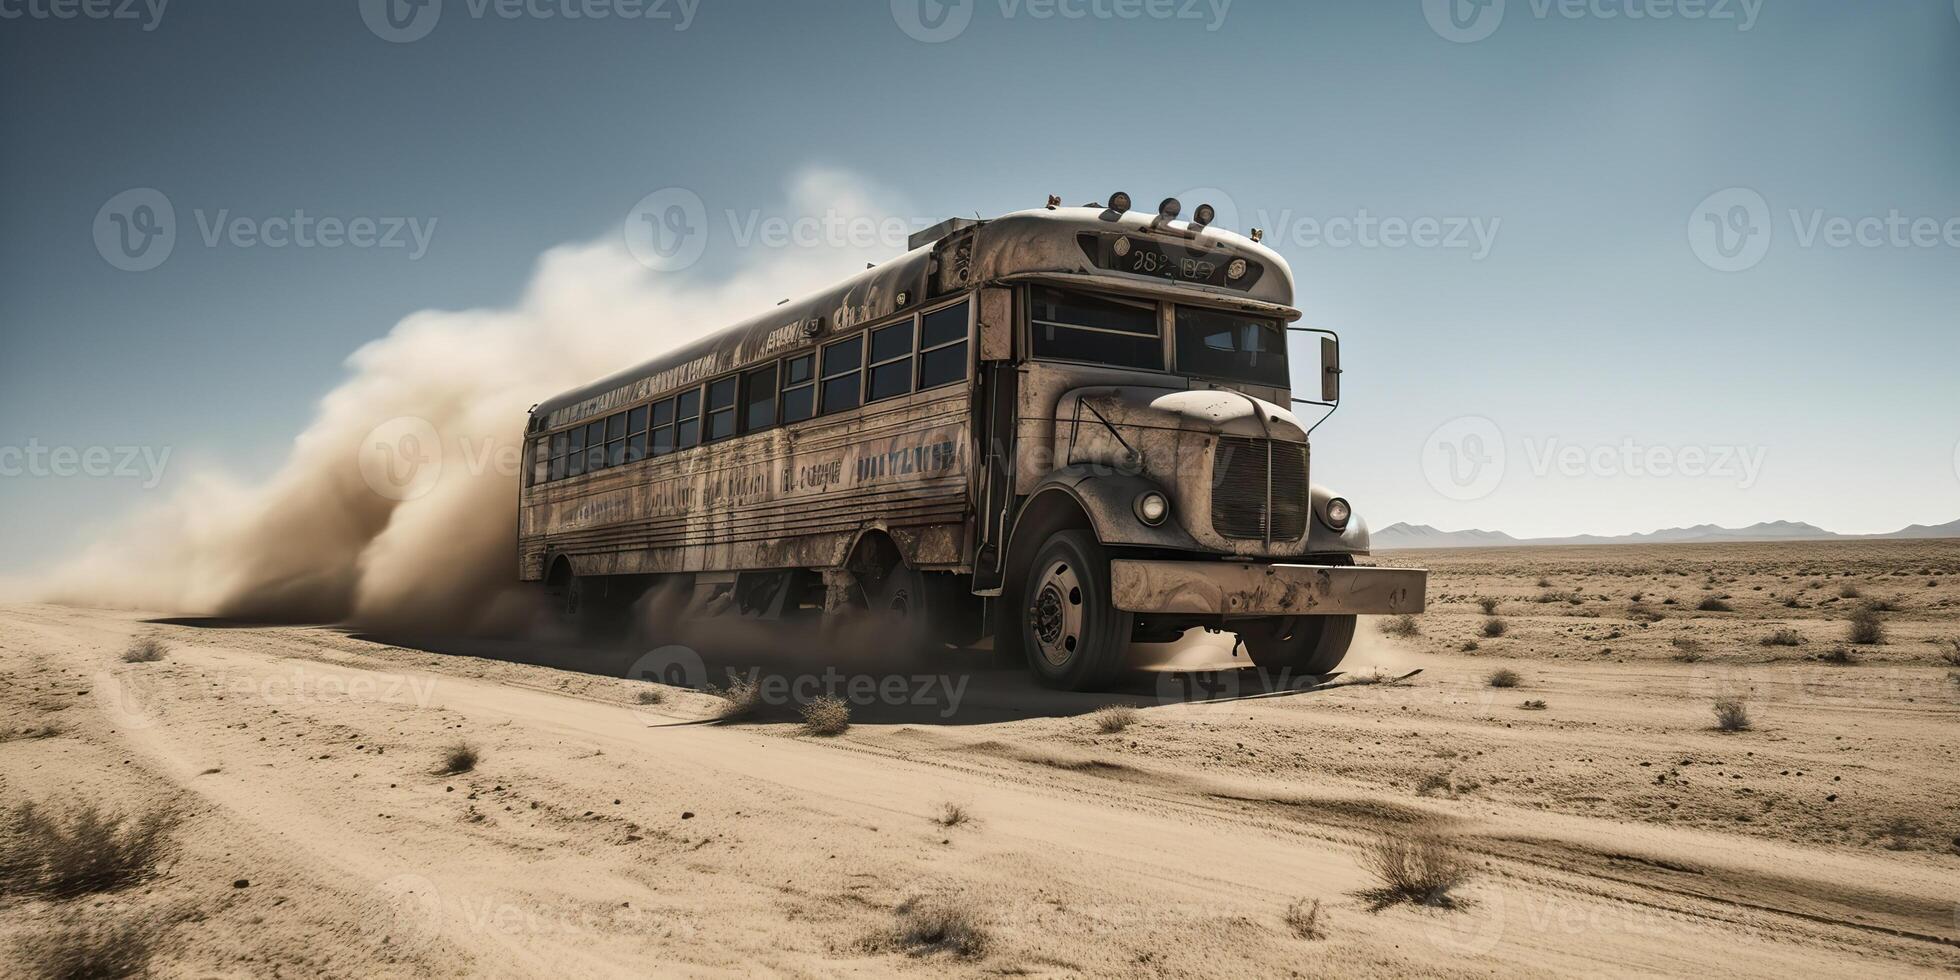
[1108,560,1427,617]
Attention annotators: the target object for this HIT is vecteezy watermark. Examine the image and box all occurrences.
[1167,187,1501,260]
[1689,187,1960,272]
[1421,417,1767,501]
[93,188,437,271]
[356,416,523,501]
[360,873,688,954]
[892,0,1232,43]
[623,187,951,272]
[359,0,699,43]
[1423,0,1763,43]
[0,0,168,31]
[0,439,171,489]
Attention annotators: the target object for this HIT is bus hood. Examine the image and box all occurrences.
[1060,386,1308,443]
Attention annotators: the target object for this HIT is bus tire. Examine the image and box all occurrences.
[868,564,934,658]
[1019,530,1132,691]
[1241,615,1355,678]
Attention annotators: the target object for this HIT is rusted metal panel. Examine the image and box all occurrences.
[977,287,1013,362]
[1108,560,1427,616]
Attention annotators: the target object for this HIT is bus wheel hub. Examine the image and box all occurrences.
[1031,560,1082,667]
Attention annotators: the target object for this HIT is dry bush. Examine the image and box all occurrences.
[1712,698,1752,732]
[436,741,479,775]
[1668,636,1704,661]
[1519,699,1548,710]
[1846,606,1885,645]
[1379,614,1420,639]
[1627,602,1666,622]
[1696,597,1734,613]
[1479,617,1507,638]
[714,674,763,720]
[120,638,167,663]
[1359,832,1474,907]
[934,802,971,828]
[1459,640,1480,652]
[0,801,178,898]
[634,687,665,705]
[14,918,158,980]
[1820,646,1857,665]
[1486,668,1521,688]
[1535,577,1552,588]
[1940,639,1960,668]
[1090,704,1137,733]
[1837,583,1862,599]
[1759,629,1804,647]
[1476,597,1500,615]
[889,895,987,958]
[1283,897,1326,940]
[800,696,850,736]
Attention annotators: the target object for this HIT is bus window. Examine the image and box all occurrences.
[743,363,778,431]
[531,437,549,486]
[918,301,969,390]
[1174,307,1288,387]
[585,420,608,472]
[1028,286,1162,370]
[705,377,738,441]
[625,405,649,462]
[676,387,702,449]
[606,412,628,466]
[820,336,863,415]
[549,430,569,481]
[867,319,914,402]
[566,426,586,476]
[649,398,675,456]
[781,355,815,423]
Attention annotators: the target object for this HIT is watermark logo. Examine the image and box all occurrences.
[358,417,443,501]
[624,187,709,272]
[623,644,708,722]
[94,187,176,272]
[360,0,442,42]
[0,440,172,489]
[1424,0,1505,43]
[0,0,169,30]
[363,873,444,952]
[1424,886,1506,954]
[1422,416,1506,502]
[96,669,164,731]
[891,0,974,42]
[1688,187,1771,272]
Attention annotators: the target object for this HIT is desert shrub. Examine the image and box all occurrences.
[1712,698,1752,732]
[1480,618,1507,638]
[1487,668,1521,688]
[1533,591,1574,604]
[436,741,479,775]
[1535,577,1552,588]
[0,801,178,898]
[800,696,850,736]
[1836,583,1861,599]
[1864,598,1900,612]
[1476,597,1500,615]
[634,687,665,705]
[1846,606,1885,645]
[1459,640,1480,652]
[1090,704,1137,733]
[890,896,987,958]
[1379,614,1420,639]
[1695,597,1734,612]
[1941,639,1960,667]
[1284,898,1326,940]
[1358,832,1473,907]
[934,802,971,828]
[1520,699,1548,710]
[1820,646,1857,664]
[14,918,157,980]
[1759,629,1804,647]
[714,674,763,720]
[121,638,167,663]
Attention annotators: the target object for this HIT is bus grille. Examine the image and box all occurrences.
[1211,437,1309,541]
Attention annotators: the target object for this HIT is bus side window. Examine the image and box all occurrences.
[819,335,863,415]
[566,425,587,477]
[675,387,702,449]
[866,318,914,402]
[781,355,815,423]
[742,363,778,432]
[531,437,549,486]
[549,430,569,481]
[605,412,628,466]
[585,420,607,472]
[649,398,676,456]
[918,301,969,390]
[625,405,649,462]
[704,377,738,441]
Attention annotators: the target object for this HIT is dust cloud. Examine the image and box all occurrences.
[42,171,913,636]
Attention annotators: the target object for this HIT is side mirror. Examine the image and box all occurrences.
[1320,336,1341,404]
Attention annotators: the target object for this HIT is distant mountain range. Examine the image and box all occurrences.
[1373,518,1960,551]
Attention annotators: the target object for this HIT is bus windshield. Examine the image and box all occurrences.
[1174,307,1289,388]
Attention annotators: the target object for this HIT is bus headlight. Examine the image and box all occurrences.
[1134,491,1170,526]
[1322,496,1351,530]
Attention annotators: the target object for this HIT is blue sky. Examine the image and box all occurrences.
[3,0,1958,576]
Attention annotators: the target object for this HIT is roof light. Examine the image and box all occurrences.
[1107,191,1132,213]
[1157,197,1181,220]
[1192,203,1215,228]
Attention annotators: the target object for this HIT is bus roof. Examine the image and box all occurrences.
[532,206,1296,429]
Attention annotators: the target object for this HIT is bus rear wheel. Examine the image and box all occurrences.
[1020,530,1132,691]
[1240,615,1355,678]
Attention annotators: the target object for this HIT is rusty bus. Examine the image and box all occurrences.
[519,193,1426,690]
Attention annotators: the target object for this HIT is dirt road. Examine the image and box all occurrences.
[3,541,1958,977]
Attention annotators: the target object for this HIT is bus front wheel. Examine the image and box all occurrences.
[1240,615,1356,678]
[1019,530,1132,691]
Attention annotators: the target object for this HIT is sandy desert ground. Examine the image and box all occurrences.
[2,539,1957,977]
